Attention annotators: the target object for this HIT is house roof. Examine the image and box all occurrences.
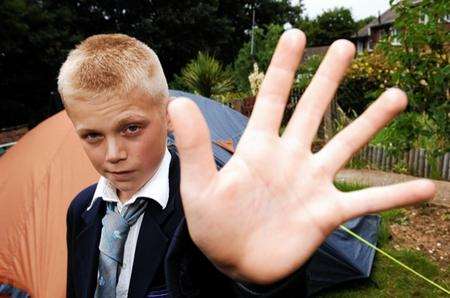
[302,46,330,62]
[356,8,397,37]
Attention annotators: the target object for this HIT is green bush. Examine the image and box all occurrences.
[293,54,323,97]
[171,52,234,99]
[337,51,391,115]
[377,0,449,154]
[233,24,284,92]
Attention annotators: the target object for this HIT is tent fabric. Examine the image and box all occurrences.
[0,283,29,297]
[0,90,380,297]
[168,90,248,167]
[305,215,381,295]
[0,112,99,297]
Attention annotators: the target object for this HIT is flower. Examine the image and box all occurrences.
[248,63,265,96]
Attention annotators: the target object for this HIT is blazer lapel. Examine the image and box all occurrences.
[75,199,106,298]
[128,202,170,298]
[128,149,181,298]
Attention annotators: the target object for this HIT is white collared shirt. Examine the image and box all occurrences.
[89,147,172,298]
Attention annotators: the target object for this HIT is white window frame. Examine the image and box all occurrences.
[357,41,364,53]
[419,13,429,24]
[367,40,373,52]
[390,28,401,46]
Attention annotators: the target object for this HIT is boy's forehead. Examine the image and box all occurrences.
[66,92,164,128]
[65,86,165,110]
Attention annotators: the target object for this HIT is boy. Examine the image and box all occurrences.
[60,32,435,298]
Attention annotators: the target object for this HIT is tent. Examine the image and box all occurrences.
[0,90,379,297]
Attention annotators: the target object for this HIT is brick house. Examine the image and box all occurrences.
[353,5,450,53]
[353,8,398,53]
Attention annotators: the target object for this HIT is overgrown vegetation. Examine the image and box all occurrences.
[170,0,448,179]
[295,7,358,47]
[375,0,449,161]
[171,52,234,99]
[329,182,450,297]
[0,0,302,128]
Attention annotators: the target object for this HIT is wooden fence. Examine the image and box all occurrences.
[351,145,450,181]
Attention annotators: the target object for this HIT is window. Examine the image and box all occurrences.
[390,28,401,46]
[367,40,373,52]
[419,13,429,24]
[357,41,364,53]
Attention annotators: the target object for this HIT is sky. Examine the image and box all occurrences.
[292,0,391,21]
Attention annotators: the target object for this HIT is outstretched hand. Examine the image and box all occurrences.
[168,29,436,284]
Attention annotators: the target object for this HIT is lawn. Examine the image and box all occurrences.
[315,182,450,297]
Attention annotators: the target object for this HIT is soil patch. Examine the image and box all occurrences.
[389,203,450,269]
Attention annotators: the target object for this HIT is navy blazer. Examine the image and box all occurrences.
[66,150,309,298]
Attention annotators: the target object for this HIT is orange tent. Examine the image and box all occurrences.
[0,111,99,297]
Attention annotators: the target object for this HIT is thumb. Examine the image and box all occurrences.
[168,97,216,197]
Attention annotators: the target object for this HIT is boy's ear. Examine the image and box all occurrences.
[166,97,174,133]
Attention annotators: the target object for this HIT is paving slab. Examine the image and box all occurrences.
[336,169,450,207]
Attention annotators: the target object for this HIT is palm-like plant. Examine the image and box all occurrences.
[177,52,234,99]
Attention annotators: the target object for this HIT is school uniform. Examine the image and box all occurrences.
[66,147,309,298]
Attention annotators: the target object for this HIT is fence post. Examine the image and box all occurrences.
[407,149,414,174]
[443,153,450,181]
[424,154,429,178]
[418,149,425,177]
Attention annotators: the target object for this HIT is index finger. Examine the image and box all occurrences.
[246,29,306,135]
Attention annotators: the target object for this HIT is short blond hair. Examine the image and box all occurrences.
[58,34,169,105]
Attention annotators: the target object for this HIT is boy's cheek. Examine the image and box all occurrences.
[81,145,106,174]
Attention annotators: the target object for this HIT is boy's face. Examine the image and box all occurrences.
[65,87,169,199]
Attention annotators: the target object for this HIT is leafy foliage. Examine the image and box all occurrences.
[337,51,391,115]
[233,24,284,91]
[172,52,234,99]
[376,0,449,155]
[0,0,303,128]
[293,54,323,95]
[296,8,358,47]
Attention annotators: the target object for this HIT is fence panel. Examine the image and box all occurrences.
[350,144,450,181]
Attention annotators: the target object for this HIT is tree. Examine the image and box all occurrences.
[356,16,376,29]
[295,7,358,47]
[172,52,234,99]
[0,0,80,127]
[0,0,303,128]
[314,7,358,46]
[233,24,284,91]
[378,0,449,154]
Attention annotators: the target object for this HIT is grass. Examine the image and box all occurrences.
[316,182,450,297]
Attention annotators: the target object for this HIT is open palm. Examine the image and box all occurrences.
[168,29,436,284]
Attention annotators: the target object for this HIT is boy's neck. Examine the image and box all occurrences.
[117,189,133,204]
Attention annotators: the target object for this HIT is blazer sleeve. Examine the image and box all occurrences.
[164,219,310,298]
[65,184,97,298]
[66,200,76,298]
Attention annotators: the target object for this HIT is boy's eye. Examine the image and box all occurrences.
[123,124,142,135]
[84,133,102,143]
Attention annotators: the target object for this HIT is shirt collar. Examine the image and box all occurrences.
[87,147,172,212]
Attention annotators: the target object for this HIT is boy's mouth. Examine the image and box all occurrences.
[108,170,135,181]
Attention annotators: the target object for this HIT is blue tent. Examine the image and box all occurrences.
[168,90,247,167]
[168,90,381,296]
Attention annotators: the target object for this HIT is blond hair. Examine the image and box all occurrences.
[58,34,168,105]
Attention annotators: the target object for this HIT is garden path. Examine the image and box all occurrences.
[336,169,450,207]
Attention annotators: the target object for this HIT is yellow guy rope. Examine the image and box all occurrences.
[339,225,450,295]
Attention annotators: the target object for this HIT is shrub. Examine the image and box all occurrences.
[233,24,284,92]
[377,0,449,154]
[171,52,234,99]
[337,51,391,115]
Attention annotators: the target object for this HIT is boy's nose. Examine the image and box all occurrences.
[105,138,126,163]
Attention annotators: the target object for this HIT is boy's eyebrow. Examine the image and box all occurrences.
[76,127,100,135]
[115,114,149,128]
[75,114,149,135]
